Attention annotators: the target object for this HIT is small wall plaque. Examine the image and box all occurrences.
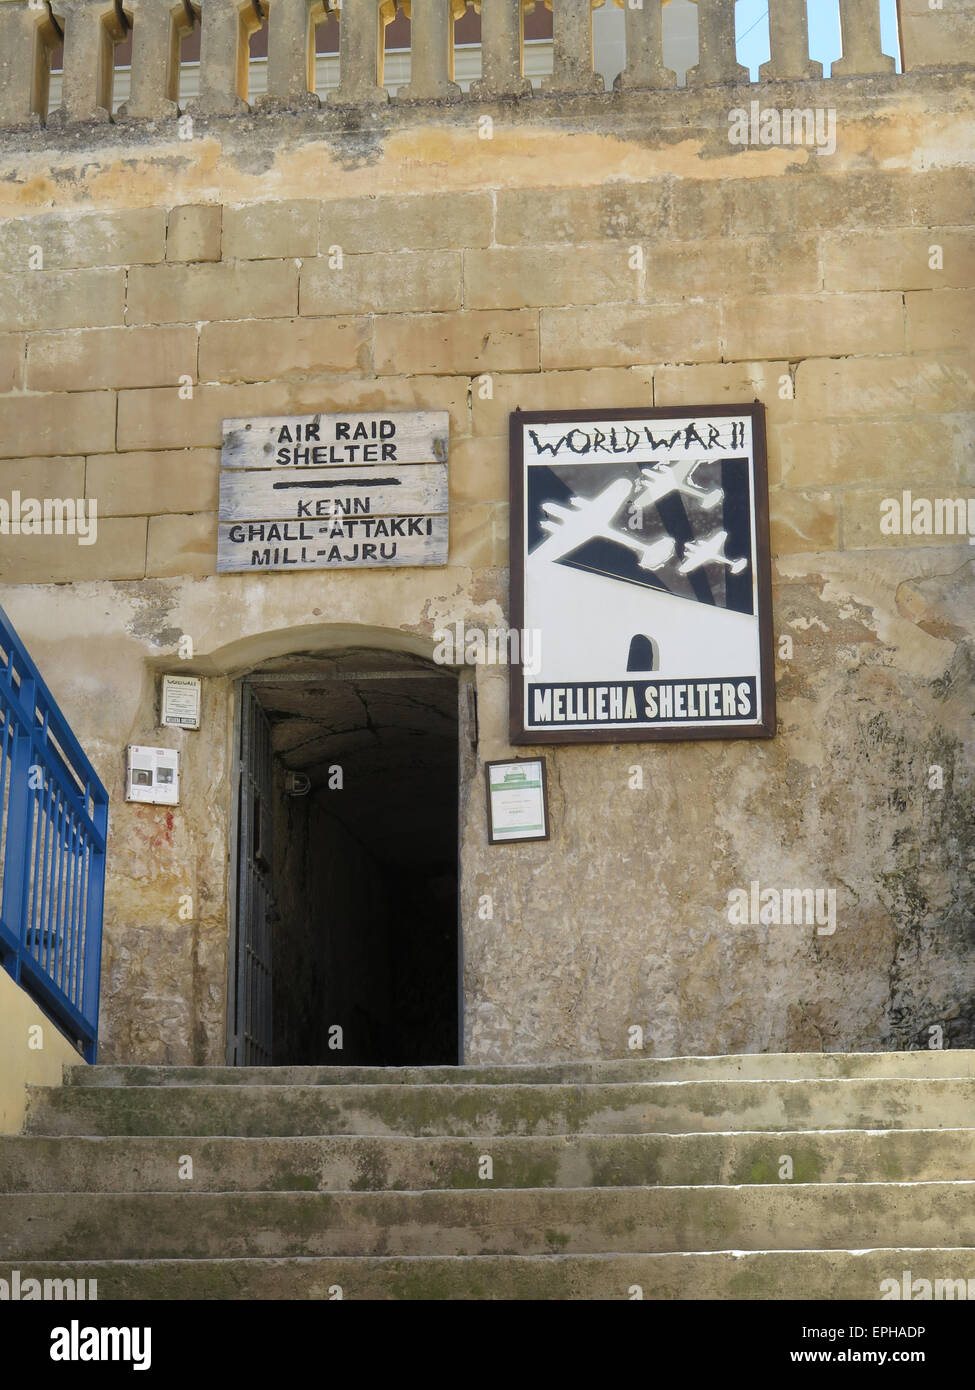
[126,746,179,806]
[161,675,202,730]
[485,758,549,845]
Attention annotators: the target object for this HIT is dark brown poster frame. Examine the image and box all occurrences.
[508,401,776,746]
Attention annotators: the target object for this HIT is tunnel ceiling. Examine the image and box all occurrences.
[252,657,459,873]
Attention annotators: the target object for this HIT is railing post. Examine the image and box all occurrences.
[470,0,531,98]
[80,791,107,1063]
[544,0,603,93]
[191,0,263,116]
[118,0,190,120]
[614,0,675,92]
[1,677,36,976]
[330,0,388,104]
[261,0,324,108]
[832,0,896,76]
[48,0,123,124]
[399,0,463,100]
[0,1,44,127]
[760,0,822,81]
[686,0,748,86]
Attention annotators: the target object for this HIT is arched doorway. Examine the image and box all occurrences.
[227,647,460,1067]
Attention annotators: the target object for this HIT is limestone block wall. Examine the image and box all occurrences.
[0,0,971,1063]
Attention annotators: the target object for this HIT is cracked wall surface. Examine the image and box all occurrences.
[0,73,971,1062]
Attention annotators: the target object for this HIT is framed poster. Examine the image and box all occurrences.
[509,402,775,744]
[485,758,550,844]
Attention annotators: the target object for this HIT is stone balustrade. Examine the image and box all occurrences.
[0,0,970,129]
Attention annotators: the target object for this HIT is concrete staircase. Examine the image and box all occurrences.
[1,1052,974,1300]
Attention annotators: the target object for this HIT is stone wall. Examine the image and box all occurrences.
[0,23,971,1061]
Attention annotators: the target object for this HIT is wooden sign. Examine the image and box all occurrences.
[218,411,449,573]
[508,402,775,744]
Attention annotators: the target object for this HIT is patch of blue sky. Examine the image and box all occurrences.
[734,0,902,79]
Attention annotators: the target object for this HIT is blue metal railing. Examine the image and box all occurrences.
[0,605,108,1062]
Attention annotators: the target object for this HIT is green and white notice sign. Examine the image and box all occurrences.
[485,759,549,845]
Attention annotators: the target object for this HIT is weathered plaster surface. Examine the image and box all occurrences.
[0,73,971,1062]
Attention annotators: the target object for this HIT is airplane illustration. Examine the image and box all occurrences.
[632,459,723,514]
[534,478,676,571]
[678,529,748,575]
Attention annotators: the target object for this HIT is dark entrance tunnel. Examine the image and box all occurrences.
[245,650,459,1066]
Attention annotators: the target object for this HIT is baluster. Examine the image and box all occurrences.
[118,0,189,119]
[399,0,464,100]
[470,0,531,97]
[191,0,263,116]
[48,0,121,124]
[760,0,821,81]
[687,0,748,86]
[0,2,42,126]
[262,0,324,108]
[544,0,603,93]
[331,0,389,104]
[832,0,895,75]
[614,0,674,91]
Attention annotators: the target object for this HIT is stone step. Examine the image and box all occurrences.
[25,1078,975,1137]
[65,1052,975,1087]
[2,1250,974,1300]
[3,1128,975,1192]
[3,1183,973,1260]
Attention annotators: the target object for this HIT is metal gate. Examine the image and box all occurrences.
[228,682,275,1065]
[0,605,108,1062]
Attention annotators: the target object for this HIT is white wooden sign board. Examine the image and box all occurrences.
[218,411,449,573]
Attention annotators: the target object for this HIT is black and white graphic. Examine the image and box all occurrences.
[510,404,775,743]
